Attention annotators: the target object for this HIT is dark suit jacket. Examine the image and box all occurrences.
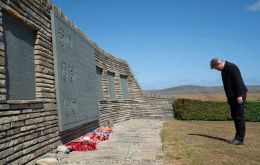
[221,61,247,99]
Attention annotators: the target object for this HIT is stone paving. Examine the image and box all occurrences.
[59,119,164,165]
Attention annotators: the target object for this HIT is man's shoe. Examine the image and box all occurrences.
[229,139,244,145]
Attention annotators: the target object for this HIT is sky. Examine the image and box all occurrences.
[52,0,260,90]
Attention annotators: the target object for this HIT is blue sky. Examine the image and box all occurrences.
[52,0,260,90]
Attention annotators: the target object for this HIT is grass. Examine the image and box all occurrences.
[160,119,260,165]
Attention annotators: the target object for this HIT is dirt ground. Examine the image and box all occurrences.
[161,119,260,165]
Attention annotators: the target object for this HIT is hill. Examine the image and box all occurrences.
[145,85,260,94]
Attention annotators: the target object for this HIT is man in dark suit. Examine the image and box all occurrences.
[210,58,248,145]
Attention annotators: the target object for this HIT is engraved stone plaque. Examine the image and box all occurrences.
[3,13,36,100]
[51,9,99,131]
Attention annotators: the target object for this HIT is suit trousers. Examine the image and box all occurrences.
[228,97,246,141]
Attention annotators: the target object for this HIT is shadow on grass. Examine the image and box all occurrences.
[188,134,230,143]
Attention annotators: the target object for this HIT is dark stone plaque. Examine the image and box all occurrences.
[3,12,36,100]
[120,75,129,99]
[51,9,99,131]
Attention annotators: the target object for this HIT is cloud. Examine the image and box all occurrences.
[177,79,192,83]
[247,0,260,11]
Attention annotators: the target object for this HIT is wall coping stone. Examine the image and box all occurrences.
[7,100,45,104]
[0,100,45,110]
[0,1,40,31]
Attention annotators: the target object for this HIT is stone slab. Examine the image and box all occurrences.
[51,8,99,131]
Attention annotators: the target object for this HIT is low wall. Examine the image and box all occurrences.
[135,94,174,119]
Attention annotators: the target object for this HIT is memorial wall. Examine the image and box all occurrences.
[0,1,172,164]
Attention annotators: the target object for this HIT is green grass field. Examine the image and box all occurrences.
[160,119,260,165]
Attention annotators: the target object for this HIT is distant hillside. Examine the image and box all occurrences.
[145,85,260,94]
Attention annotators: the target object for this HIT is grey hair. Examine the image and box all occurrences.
[210,58,224,69]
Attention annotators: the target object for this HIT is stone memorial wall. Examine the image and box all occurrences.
[0,1,173,164]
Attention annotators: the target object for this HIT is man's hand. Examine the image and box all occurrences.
[237,96,243,104]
